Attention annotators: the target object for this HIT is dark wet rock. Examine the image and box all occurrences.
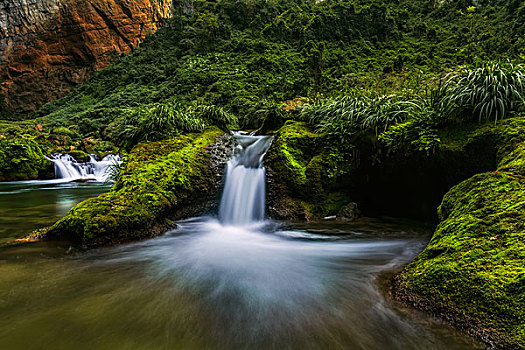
[337,202,361,221]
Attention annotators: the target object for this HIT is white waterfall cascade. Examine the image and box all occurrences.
[218,133,273,225]
[48,154,121,182]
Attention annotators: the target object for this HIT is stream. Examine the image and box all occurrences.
[0,137,484,349]
[0,180,110,245]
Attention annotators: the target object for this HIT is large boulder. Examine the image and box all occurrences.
[394,117,525,349]
[265,121,354,220]
[0,138,53,181]
[37,128,231,247]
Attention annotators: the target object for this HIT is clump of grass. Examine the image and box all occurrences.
[110,103,207,149]
[108,103,239,149]
[190,104,238,130]
[443,62,525,123]
[297,94,420,143]
[295,62,525,148]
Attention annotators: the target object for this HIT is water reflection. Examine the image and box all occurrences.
[0,180,110,243]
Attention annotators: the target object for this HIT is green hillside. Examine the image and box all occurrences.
[17,0,522,143]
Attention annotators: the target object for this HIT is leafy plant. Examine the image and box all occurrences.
[443,62,525,123]
[190,104,238,129]
[360,95,419,134]
[378,119,441,155]
[110,103,207,149]
[297,94,420,142]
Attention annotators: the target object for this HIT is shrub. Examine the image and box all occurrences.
[297,94,419,143]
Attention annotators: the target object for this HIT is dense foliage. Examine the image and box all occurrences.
[14,0,522,146]
[297,62,524,152]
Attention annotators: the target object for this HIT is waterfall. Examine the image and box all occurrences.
[218,133,273,225]
[48,154,121,182]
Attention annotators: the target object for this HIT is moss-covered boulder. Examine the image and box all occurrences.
[394,117,525,348]
[265,121,354,219]
[66,150,90,163]
[0,139,53,181]
[39,128,228,247]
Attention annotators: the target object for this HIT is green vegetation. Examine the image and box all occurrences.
[397,116,525,348]
[41,128,223,246]
[10,0,521,136]
[0,139,53,181]
[443,62,525,123]
[109,103,236,149]
[265,121,353,219]
[296,62,524,149]
[2,0,523,181]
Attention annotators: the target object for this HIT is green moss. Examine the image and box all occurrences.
[400,116,525,347]
[266,121,353,218]
[0,139,53,181]
[266,121,320,192]
[51,127,78,138]
[44,128,223,246]
[66,150,90,163]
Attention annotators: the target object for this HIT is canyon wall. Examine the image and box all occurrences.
[0,0,172,114]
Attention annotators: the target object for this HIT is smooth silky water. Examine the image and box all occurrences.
[0,153,119,244]
[0,137,484,350]
[0,181,111,244]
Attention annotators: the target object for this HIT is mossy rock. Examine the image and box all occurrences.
[265,121,353,219]
[398,116,525,348]
[0,139,53,181]
[349,117,525,220]
[51,127,78,138]
[66,150,90,163]
[42,128,226,247]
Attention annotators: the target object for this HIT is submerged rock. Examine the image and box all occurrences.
[39,128,231,247]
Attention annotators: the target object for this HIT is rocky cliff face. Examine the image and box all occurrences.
[0,0,172,114]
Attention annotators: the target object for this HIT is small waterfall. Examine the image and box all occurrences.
[48,154,121,182]
[218,133,273,225]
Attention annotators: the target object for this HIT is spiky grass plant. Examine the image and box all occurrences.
[112,103,208,149]
[360,95,420,134]
[298,94,419,142]
[443,62,525,123]
[190,104,238,129]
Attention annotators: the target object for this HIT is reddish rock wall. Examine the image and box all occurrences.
[0,0,172,114]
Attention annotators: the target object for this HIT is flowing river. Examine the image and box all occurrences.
[0,136,484,350]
